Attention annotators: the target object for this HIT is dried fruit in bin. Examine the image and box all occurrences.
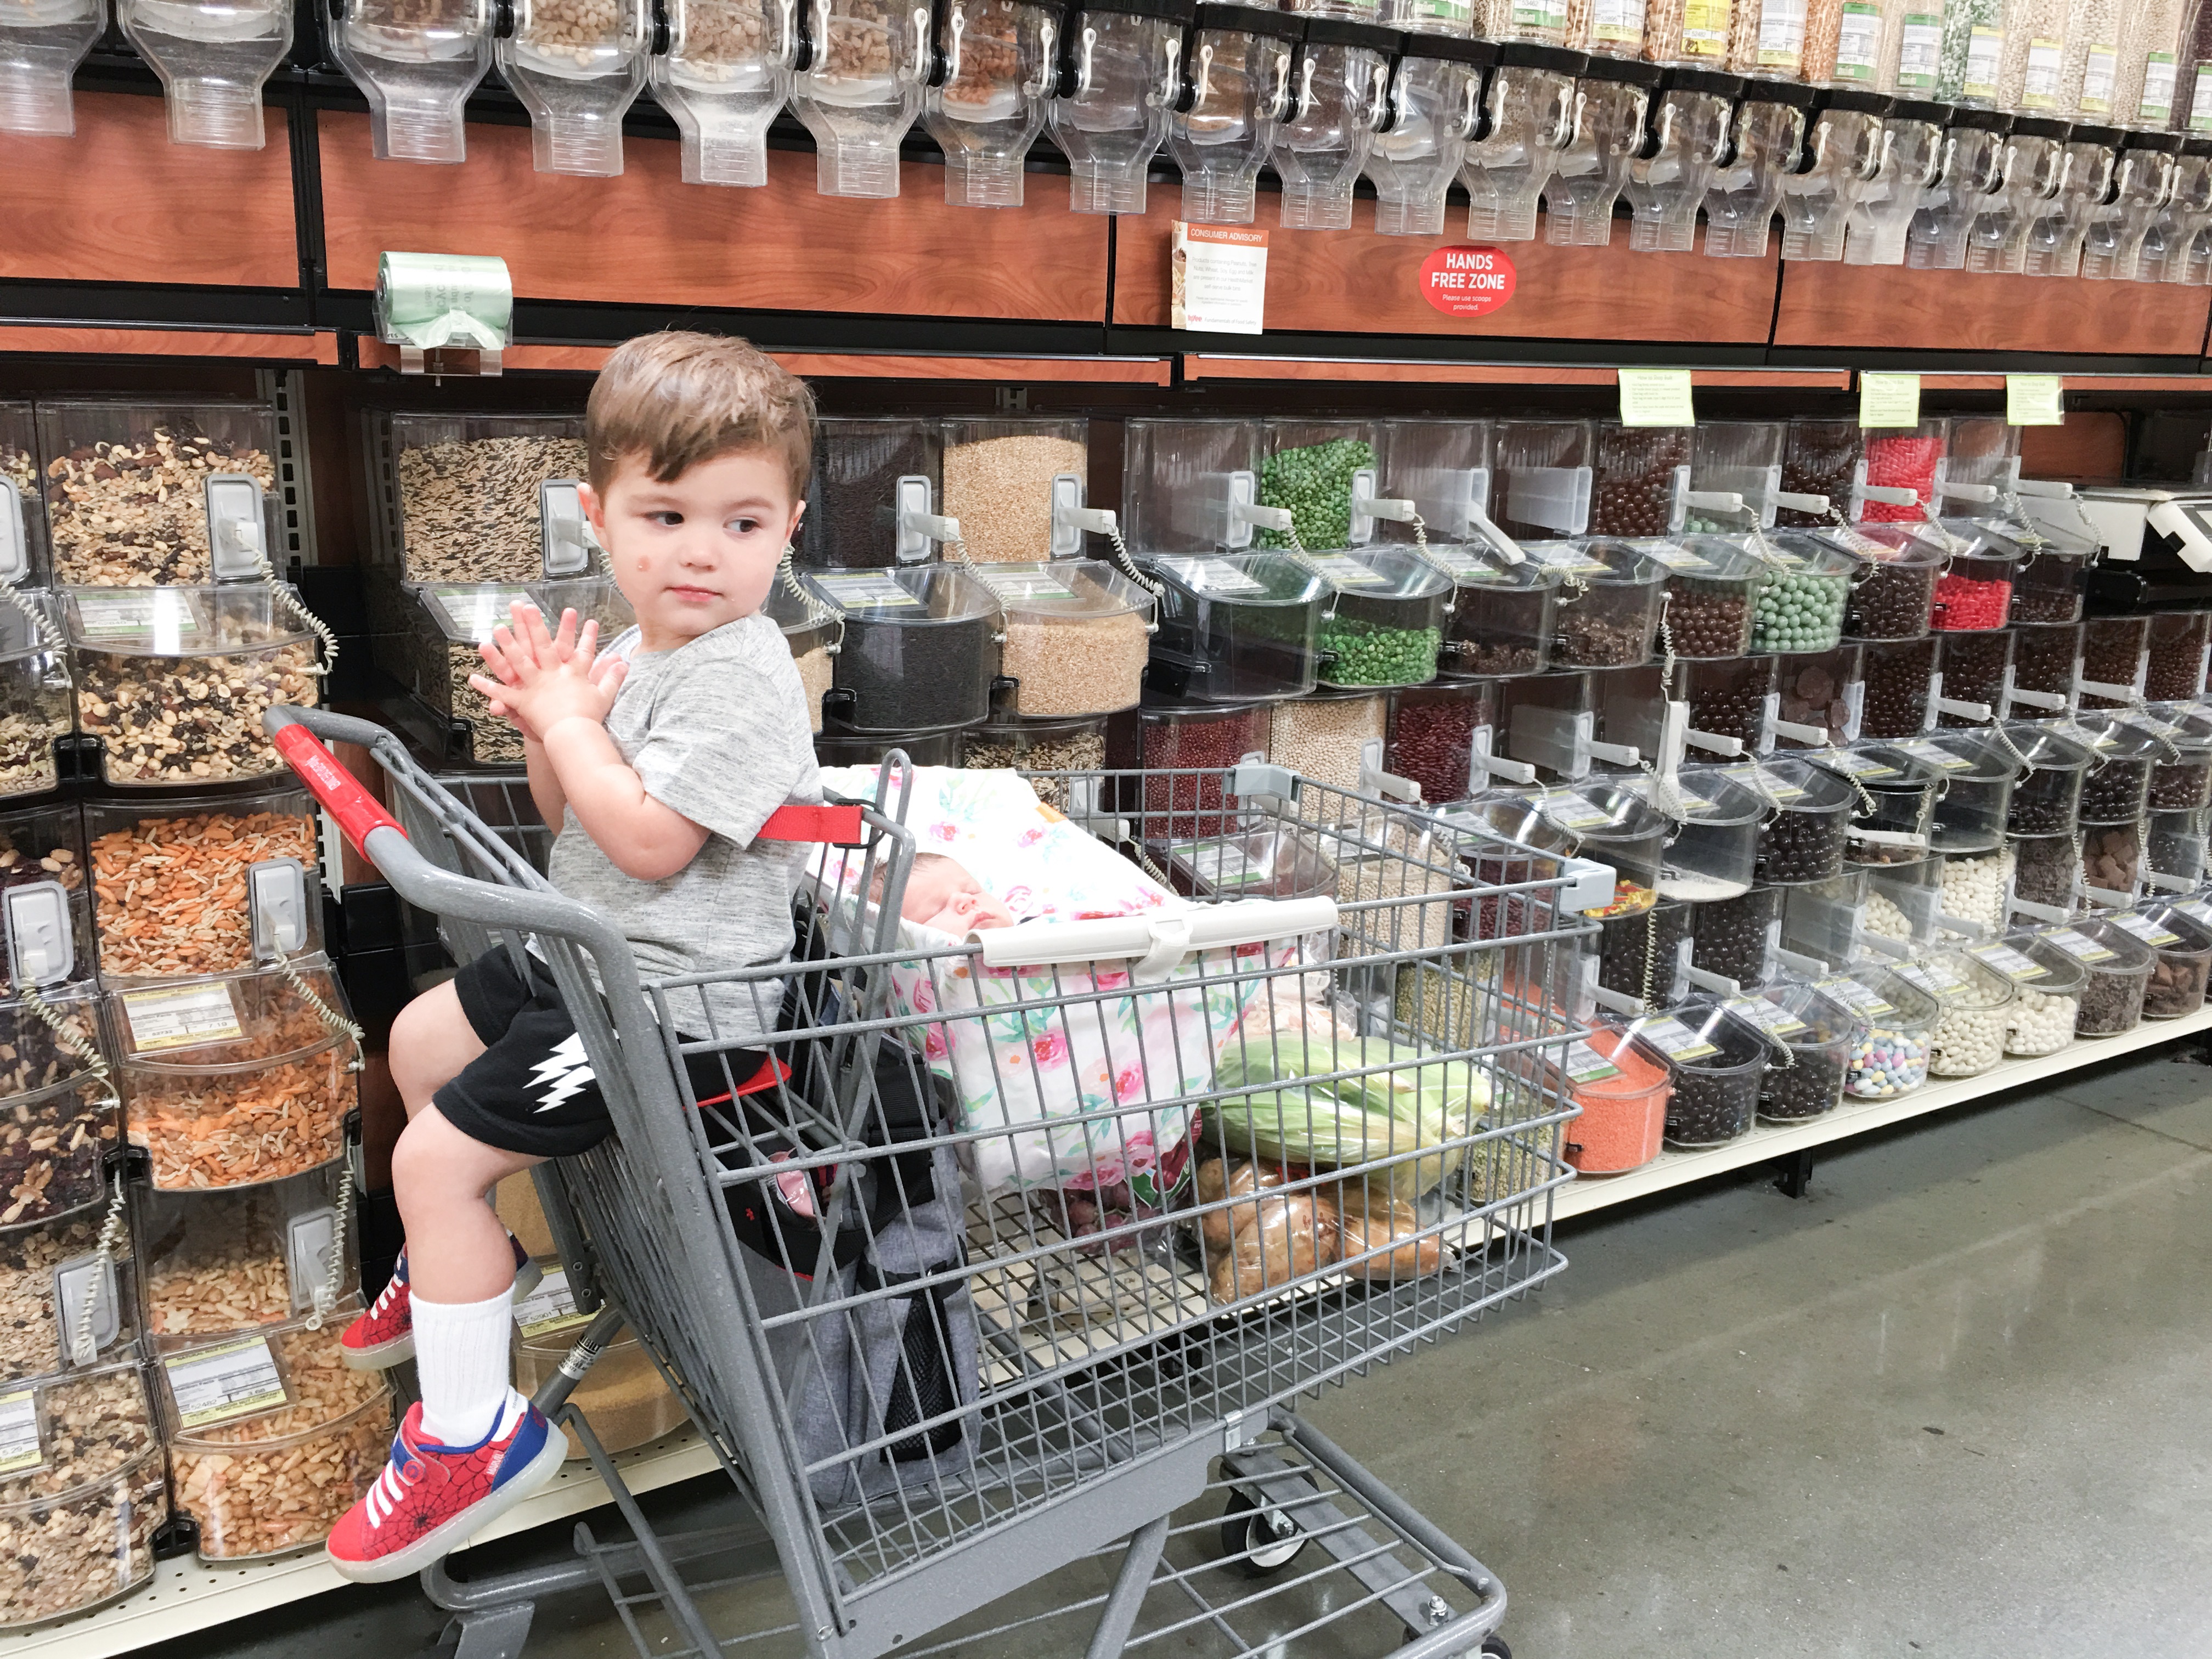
[0,1365,167,1629]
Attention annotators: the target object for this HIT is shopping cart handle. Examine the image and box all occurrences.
[265,707,406,857]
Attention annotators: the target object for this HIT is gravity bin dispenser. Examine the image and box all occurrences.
[1462,41,1583,242]
[1166,2,1300,224]
[326,0,494,163]
[1047,0,1188,215]
[1362,30,1491,238]
[648,0,799,185]
[1542,55,1659,249]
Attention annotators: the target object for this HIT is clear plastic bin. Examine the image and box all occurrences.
[516,1317,687,1459]
[376,413,589,585]
[1543,71,1647,246]
[1908,728,2017,853]
[0,990,114,1235]
[768,575,838,737]
[1047,7,1179,215]
[1680,653,1776,752]
[1781,865,1867,961]
[1555,1022,1672,1175]
[1595,893,1690,1002]
[0,598,74,802]
[1548,539,1668,668]
[1364,48,1483,237]
[1837,742,1942,850]
[1124,699,1273,840]
[817,566,1001,733]
[161,1302,393,1560]
[1141,551,1324,703]
[1689,881,1782,984]
[1686,422,1785,532]
[2077,613,2151,709]
[1936,0,2007,103]
[2005,723,2097,833]
[1824,966,1940,1097]
[1936,844,2015,934]
[1746,754,1857,882]
[986,561,1152,718]
[1643,0,1733,64]
[1750,540,1854,654]
[84,786,317,982]
[2008,619,2081,715]
[2146,706,2212,810]
[1933,627,2012,727]
[1255,421,1379,554]
[115,0,293,147]
[1436,550,1559,676]
[2112,0,2186,126]
[1493,420,1595,540]
[328,0,496,163]
[1771,642,1865,747]
[2077,715,2165,822]
[1657,535,1768,659]
[0,1362,165,1630]
[1832,526,1943,639]
[1623,79,1735,251]
[646,0,792,185]
[1856,418,1947,522]
[1119,417,1264,557]
[1384,680,1495,805]
[2144,610,2212,700]
[1308,548,1449,687]
[2146,807,2207,887]
[1588,425,1694,538]
[788,0,925,196]
[398,577,634,767]
[0,407,40,581]
[1909,948,2016,1075]
[1639,1001,1768,1146]
[1543,781,1672,911]
[1372,419,1496,548]
[65,586,320,787]
[1976,932,2087,1052]
[799,419,942,569]
[496,0,649,176]
[1164,6,1300,224]
[1775,419,1860,528]
[1726,0,1814,72]
[940,419,1090,563]
[139,1165,353,1348]
[2011,829,2079,907]
[922,0,1055,207]
[2119,904,2212,1017]
[37,403,279,587]
[0,802,89,995]
[1272,27,1393,229]
[1266,689,1386,792]
[1739,979,1852,1120]
[0,0,103,139]
[1853,849,1935,946]
[2005,526,2092,625]
[2044,917,2157,1034]
[0,1186,138,1382]
[1928,531,2018,632]
[2080,819,2142,900]
[115,962,356,1192]
[1658,769,1765,900]
[1462,53,1579,242]
[962,714,1108,810]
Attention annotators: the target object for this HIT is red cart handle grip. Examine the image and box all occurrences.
[272,722,404,856]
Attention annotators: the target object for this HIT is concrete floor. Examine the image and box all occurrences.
[174,1044,2212,1659]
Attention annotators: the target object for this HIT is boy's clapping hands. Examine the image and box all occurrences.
[470,603,629,742]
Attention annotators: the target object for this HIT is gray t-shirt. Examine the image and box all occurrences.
[546,612,821,1043]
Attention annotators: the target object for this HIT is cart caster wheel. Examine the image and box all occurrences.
[1480,1639,1511,1659]
[1221,1489,1305,1577]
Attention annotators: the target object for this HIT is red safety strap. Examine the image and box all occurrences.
[273,724,405,857]
[758,803,866,845]
[690,1054,792,1110]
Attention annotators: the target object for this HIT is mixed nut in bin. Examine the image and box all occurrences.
[0,598,71,801]
[161,1300,392,1560]
[64,586,321,788]
[0,986,113,1234]
[380,413,590,584]
[114,962,357,1192]
[0,1190,139,1383]
[85,787,318,983]
[0,1362,167,1629]
[37,401,280,587]
[140,1165,354,1348]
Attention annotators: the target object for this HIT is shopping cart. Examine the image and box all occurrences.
[264,707,1606,1659]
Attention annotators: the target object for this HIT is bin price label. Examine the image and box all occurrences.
[1896,961,1970,1004]
[122,981,245,1053]
[1722,764,1806,802]
[513,1266,594,1339]
[1635,1015,1718,1062]
[1894,740,1974,771]
[1301,553,1389,589]
[2109,911,2182,947]
[166,1338,288,1430]
[1817,975,1893,1018]
[1562,1039,1621,1085]
[1416,245,1517,318]
[1968,943,2048,981]
[0,1390,39,1476]
[2043,927,2116,963]
[812,571,921,610]
[1725,995,1807,1038]
[1156,556,1265,595]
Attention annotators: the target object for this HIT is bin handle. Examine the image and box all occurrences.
[267,707,405,857]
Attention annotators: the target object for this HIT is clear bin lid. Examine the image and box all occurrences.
[2130,904,2212,957]
[1949,514,2096,562]
[1895,947,2014,1012]
[2073,714,2171,763]
[1523,539,1662,587]
[1567,1022,1673,1099]
[974,560,1154,620]
[810,564,998,624]
[1723,754,1856,812]
[2037,917,2157,974]
[2004,722,2098,770]
[404,577,630,646]
[1299,548,1452,601]
[160,1295,390,1447]
[62,585,313,658]
[1814,525,1947,569]
[1971,933,2090,995]
[1813,964,1940,1030]
[1142,551,1327,608]
[1626,1000,1768,1075]
[1656,535,1769,582]
[110,963,350,1074]
[1733,977,1855,1047]
[1903,729,2018,783]
[766,572,841,641]
[2131,704,2212,757]
[1657,769,1765,827]
[1540,780,1670,842]
[1927,518,2028,566]
[1419,545,1560,592]
[1754,539,1858,582]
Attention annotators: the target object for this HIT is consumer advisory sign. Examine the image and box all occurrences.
[1171,224,1268,334]
[1417,245,1516,317]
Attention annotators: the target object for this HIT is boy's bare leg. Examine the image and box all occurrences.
[392,1109,543,1304]
[390,979,489,1119]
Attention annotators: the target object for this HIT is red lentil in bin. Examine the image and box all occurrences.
[1558,1024,1671,1175]
[1128,701,1272,840]
[1386,682,1494,806]
[1859,430,1945,522]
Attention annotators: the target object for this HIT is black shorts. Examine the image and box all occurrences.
[434,949,771,1160]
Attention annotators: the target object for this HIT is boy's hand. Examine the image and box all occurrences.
[470,605,628,739]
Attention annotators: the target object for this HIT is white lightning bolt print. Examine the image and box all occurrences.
[529,1033,597,1114]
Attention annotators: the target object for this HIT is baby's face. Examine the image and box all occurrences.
[901,862,1016,936]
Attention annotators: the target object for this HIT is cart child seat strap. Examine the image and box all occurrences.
[691,1054,793,1110]
[759,804,865,845]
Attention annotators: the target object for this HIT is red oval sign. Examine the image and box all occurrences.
[1417,245,1517,318]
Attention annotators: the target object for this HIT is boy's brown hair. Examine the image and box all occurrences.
[586,331,815,501]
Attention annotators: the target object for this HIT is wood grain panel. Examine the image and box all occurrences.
[0,327,335,362]
[1778,265,2212,356]
[362,340,1171,380]
[1183,356,1848,386]
[0,94,298,289]
[1918,373,2212,391]
[1116,195,1780,343]
[2021,413,2128,481]
[319,112,1109,323]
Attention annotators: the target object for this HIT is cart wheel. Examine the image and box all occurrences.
[1220,1489,1305,1576]
[1480,1639,1511,1659]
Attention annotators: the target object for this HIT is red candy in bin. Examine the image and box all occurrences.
[1932,572,2012,630]
[1860,430,1944,522]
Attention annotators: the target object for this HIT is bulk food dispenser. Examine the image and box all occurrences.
[1364,29,1489,237]
[1047,0,1183,213]
[922,0,1058,206]
[2138,144,2212,284]
[798,418,947,567]
[791,0,929,196]
[495,0,649,174]
[941,419,1113,562]
[1845,95,1948,264]
[326,0,494,163]
[1544,59,1660,246]
[0,0,105,135]
[1372,419,1503,550]
[1462,41,1584,241]
[1978,115,2072,275]
[2024,127,2119,276]
[1493,419,1594,541]
[118,0,291,146]
[1777,89,1884,263]
[1165,2,1300,223]
[1705,82,1814,259]
[1622,67,1741,253]
[1271,18,1393,229]
[1901,108,2011,272]
[647,0,796,185]
[2082,135,2180,281]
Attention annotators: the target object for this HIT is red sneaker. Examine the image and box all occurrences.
[326,1400,567,1583]
[341,1235,543,1371]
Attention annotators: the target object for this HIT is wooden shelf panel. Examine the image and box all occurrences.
[0,326,336,363]
[359,341,1171,382]
[0,94,299,289]
[318,114,1111,325]
[1776,263,2212,357]
[1182,356,1849,387]
[1117,199,1780,344]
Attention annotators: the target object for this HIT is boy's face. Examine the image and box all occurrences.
[584,448,803,652]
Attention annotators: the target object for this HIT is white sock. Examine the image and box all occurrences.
[412,1288,527,1447]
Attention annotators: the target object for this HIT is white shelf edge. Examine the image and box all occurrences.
[1554,1006,2212,1220]
[6,1428,721,1659]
